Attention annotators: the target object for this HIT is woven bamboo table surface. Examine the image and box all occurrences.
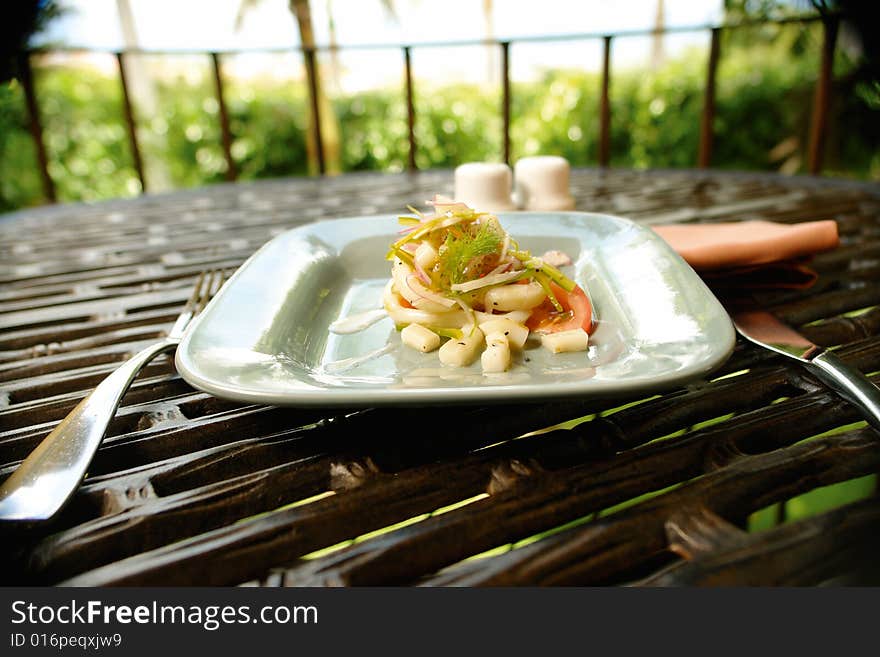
[2,167,879,586]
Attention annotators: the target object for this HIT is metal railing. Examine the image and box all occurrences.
[17,11,840,204]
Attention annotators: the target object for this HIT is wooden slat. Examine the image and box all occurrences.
[115,52,147,193]
[698,28,721,168]
[16,53,56,203]
[501,41,511,165]
[807,17,840,175]
[1,169,878,587]
[302,47,325,175]
[403,46,417,172]
[598,36,612,168]
[419,428,880,587]
[210,52,238,181]
[635,497,880,586]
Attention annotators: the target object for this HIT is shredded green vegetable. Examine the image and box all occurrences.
[387,202,577,299]
[438,221,503,286]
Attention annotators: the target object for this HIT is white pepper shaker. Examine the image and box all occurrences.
[453,162,517,213]
[513,155,575,211]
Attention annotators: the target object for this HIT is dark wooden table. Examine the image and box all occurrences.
[2,167,879,586]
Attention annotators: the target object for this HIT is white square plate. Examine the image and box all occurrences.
[175,212,735,406]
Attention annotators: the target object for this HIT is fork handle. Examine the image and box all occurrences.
[809,351,880,432]
[0,339,177,522]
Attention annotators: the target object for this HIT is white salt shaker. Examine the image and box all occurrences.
[513,155,575,211]
[453,162,517,213]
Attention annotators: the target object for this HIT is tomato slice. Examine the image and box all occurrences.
[526,282,594,334]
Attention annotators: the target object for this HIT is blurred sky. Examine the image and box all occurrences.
[33,0,726,88]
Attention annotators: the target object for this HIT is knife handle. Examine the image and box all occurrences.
[809,352,880,432]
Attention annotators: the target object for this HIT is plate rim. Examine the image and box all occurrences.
[175,211,736,407]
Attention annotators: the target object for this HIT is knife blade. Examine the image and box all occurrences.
[728,305,880,431]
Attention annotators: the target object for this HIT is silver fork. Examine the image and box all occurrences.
[0,269,226,522]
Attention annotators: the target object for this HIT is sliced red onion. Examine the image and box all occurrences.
[429,194,471,216]
[450,269,524,293]
[406,274,456,307]
[413,258,432,285]
[437,215,466,229]
[484,261,513,278]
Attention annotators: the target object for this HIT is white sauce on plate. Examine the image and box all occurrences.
[322,343,396,373]
[328,308,388,334]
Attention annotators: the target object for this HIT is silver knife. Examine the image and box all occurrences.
[730,308,880,431]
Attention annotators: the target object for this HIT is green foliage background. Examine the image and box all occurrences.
[0,20,877,212]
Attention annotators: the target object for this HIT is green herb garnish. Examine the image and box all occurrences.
[437,220,503,287]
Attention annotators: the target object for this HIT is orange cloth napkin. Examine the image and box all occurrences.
[652,220,840,290]
[652,220,840,270]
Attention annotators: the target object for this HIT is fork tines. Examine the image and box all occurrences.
[188,269,226,313]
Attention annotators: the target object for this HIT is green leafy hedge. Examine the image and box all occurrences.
[1,28,876,212]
